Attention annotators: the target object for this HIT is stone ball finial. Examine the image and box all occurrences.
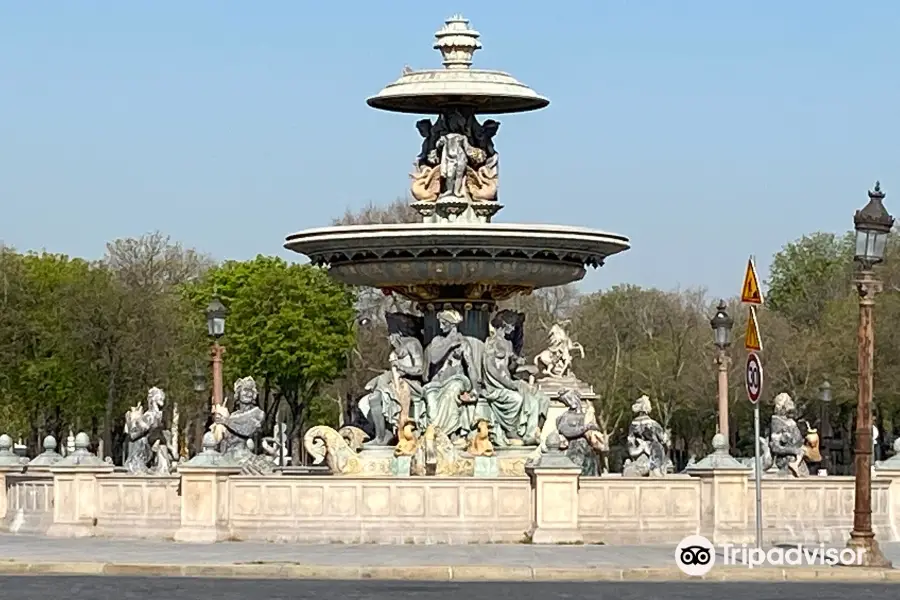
[0,434,11,451]
[74,432,90,450]
[712,433,728,453]
[43,435,57,451]
[201,432,218,452]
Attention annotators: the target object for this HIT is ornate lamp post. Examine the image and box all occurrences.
[819,380,832,473]
[848,181,893,567]
[205,296,228,409]
[192,366,207,394]
[710,299,734,443]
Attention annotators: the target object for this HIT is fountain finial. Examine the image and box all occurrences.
[434,15,481,70]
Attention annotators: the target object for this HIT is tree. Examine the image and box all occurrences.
[767,232,854,328]
[92,232,213,458]
[331,198,420,227]
[187,256,356,463]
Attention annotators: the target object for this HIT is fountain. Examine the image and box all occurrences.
[286,15,630,476]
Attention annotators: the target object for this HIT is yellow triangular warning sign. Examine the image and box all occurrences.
[745,306,762,352]
[741,258,763,305]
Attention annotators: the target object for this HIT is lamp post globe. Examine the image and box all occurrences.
[853,182,894,270]
[205,297,227,339]
[191,366,207,393]
[819,380,832,404]
[710,299,734,350]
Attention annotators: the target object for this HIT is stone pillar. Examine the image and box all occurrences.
[46,432,113,538]
[525,433,582,544]
[0,434,27,520]
[174,433,241,543]
[686,433,753,544]
[875,439,900,541]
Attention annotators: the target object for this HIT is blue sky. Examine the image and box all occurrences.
[2,1,898,299]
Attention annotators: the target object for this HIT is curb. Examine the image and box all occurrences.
[0,562,898,581]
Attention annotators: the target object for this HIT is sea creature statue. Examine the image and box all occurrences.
[410,163,441,202]
[123,387,166,474]
[480,310,550,446]
[410,117,442,201]
[303,425,384,475]
[555,388,608,476]
[533,321,585,380]
[768,393,808,477]
[357,312,425,446]
[467,418,494,457]
[738,436,775,474]
[466,151,498,201]
[340,426,369,453]
[211,376,266,463]
[395,421,419,457]
[622,395,673,477]
[420,309,484,444]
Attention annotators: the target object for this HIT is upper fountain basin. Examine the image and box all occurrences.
[366,68,549,115]
[284,223,630,300]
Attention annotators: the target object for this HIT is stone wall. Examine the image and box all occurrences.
[3,463,900,545]
[3,472,54,534]
[94,475,181,539]
[226,476,533,544]
[755,477,893,544]
[578,476,700,544]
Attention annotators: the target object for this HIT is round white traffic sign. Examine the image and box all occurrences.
[746,352,763,404]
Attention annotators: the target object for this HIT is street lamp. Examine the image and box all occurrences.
[192,366,207,393]
[710,299,734,442]
[848,181,894,567]
[205,296,227,338]
[205,296,228,409]
[819,380,832,474]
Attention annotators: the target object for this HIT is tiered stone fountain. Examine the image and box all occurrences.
[286,15,630,477]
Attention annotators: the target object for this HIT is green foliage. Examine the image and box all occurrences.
[767,232,854,327]
[184,256,357,456]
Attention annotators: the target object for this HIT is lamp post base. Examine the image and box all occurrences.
[847,532,892,567]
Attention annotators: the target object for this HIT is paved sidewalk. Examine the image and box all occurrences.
[0,534,899,581]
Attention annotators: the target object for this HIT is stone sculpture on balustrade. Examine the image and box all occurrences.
[768,392,809,477]
[124,387,174,475]
[208,376,283,475]
[529,321,604,448]
[553,388,609,476]
[622,395,673,477]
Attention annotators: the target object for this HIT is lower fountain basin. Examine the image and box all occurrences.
[284,223,630,302]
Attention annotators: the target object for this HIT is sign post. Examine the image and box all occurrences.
[746,352,764,549]
[742,255,764,550]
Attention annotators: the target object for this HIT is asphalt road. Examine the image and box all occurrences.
[0,577,897,600]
